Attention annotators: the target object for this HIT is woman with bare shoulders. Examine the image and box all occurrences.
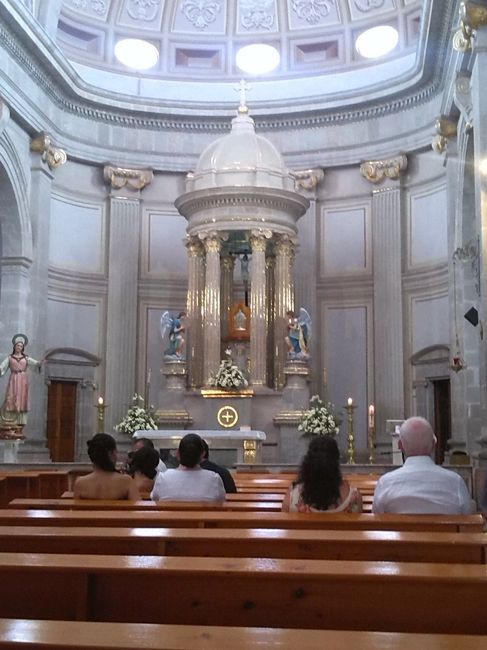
[283,435,362,513]
[74,433,139,500]
[129,446,160,494]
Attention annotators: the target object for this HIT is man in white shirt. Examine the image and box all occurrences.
[372,417,473,514]
[151,433,225,503]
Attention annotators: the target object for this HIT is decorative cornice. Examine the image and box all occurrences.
[432,116,457,154]
[30,132,67,169]
[360,155,408,184]
[103,165,153,190]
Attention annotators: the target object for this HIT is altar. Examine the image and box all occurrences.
[133,429,266,465]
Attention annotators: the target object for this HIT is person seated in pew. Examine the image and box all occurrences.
[125,437,167,474]
[200,439,237,494]
[372,417,474,514]
[151,433,225,503]
[282,436,362,513]
[129,446,161,494]
[74,433,140,500]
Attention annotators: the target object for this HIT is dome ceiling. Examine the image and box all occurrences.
[56,0,425,109]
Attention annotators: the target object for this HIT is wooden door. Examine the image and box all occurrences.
[46,381,77,462]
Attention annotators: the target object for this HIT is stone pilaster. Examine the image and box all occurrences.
[371,186,405,450]
[103,166,152,431]
[220,254,235,341]
[185,237,204,389]
[250,232,269,386]
[266,254,276,389]
[274,235,295,389]
[202,234,222,384]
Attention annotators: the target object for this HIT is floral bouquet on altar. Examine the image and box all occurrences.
[115,394,157,435]
[208,355,249,390]
[298,394,339,437]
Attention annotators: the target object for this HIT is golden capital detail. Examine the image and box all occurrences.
[432,116,458,154]
[274,234,296,257]
[293,167,325,191]
[360,155,407,184]
[453,2,487,52]
[30,132,67,169]
[250,229,272,253]
[103,165,153,191]
[185,236,204,257]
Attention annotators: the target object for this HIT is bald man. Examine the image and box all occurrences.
[372,417,473,514]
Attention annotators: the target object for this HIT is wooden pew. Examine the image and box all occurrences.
[0,509,483,531]
[1,619,486,650]
[0,525,485,563]
[8,498,283,512]
[60,491,286,503]
[1,553,487,633]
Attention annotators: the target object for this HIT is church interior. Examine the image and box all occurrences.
[0,0,487,645]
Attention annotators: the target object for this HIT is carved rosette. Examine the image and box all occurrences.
[30,132,67,170]
[360,155,407,184]
[103,165,154,191]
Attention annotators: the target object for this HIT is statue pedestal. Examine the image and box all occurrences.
[0,439,22,462]
[274,360,310,463]
[155,360,192,429]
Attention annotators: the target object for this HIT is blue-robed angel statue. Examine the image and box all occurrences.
[160,311,187,359]
[285,308,311,360]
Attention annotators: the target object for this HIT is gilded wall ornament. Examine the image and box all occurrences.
[240,0,275,30]
[127,0,161,21]
[103,165,153,190]
[181,0,222,29]
[30,133,67,170]
[359,155,407,184]
[292,0,334,25]
[431,116,457,154]
[294,167,325,191]
[453,2,487,52]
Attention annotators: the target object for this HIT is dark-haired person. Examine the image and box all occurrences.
[73,433,139,500]
[129,446,160,494]
[200,439,237,493]
[282,435,362,513]
[151,433,225,502]
[127,436,167,473]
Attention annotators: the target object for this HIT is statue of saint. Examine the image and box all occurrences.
[0,334,42,435]
[160,311,187,359]
[285,308,311,359]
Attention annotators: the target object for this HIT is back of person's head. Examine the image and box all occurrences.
[130,446,160,479]
[399,417,436,457]
[87,433,117,472]
[178,433,204,468]
[201,439,210,460]
[132,437,155,452]
[298,435,342,510]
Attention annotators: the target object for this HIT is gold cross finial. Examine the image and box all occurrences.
[235,79,251,113]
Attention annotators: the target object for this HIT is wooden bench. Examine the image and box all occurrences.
[0,525,485,563]
[1,552,486,633]
[8,498,283,512]
[60,491,286,503]
[0,509,482,531]
[1,619,486,650]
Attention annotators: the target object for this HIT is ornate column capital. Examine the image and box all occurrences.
[274,234,296,257]
[103,165,153,191]
[293,168,325,192]
[30,132,67,170]
[199,231,224,254]
[221,254,235,271]
[453,1,487,52]
[250,229,272,253]
[185,236,204,257]
[432,116,458,154]
[360,155,407,184]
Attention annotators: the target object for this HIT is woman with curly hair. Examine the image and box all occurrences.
[129,445,160,494]
[283,435,362,513]
[74,433,139,500]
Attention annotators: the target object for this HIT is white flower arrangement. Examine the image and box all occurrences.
[298,394,338,436]
[115,394,157,435]
[208,358,249,390]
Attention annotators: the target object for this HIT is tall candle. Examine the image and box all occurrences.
[368,404,375,429]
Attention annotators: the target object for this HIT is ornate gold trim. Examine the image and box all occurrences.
[201,388,254,398]
[30,132,67,169]
[453,2,487,52]
[103,165,153,190]
[432,116,458,154]
[360,155,407,184]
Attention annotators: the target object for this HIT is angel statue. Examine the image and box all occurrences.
[285,308,311,360]
[160,311,187,359]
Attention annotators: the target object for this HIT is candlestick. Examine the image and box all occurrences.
[96,396,107,433]
[344,398,356,464]
[368,404,376,464]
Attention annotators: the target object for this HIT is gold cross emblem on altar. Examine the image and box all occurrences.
[217,405,239,429]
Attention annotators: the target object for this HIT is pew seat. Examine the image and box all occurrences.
[0,553,486,633]
[8,499,283,512]
[0,619,485,649]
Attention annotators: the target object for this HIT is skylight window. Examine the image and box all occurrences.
[236,44,280,75]
[114,38,159,70]
[355,26,399,59]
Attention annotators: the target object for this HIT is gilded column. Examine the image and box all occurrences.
[266,254,276,389]
[202,234,222,384]
[250,232,269,386]
[185,237,204,388]
[220,254,235,340]
[274,235,295,389]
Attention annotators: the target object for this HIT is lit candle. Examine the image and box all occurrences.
[368,404,375,429]
[347,397,353,407]
[98,396,104,406]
